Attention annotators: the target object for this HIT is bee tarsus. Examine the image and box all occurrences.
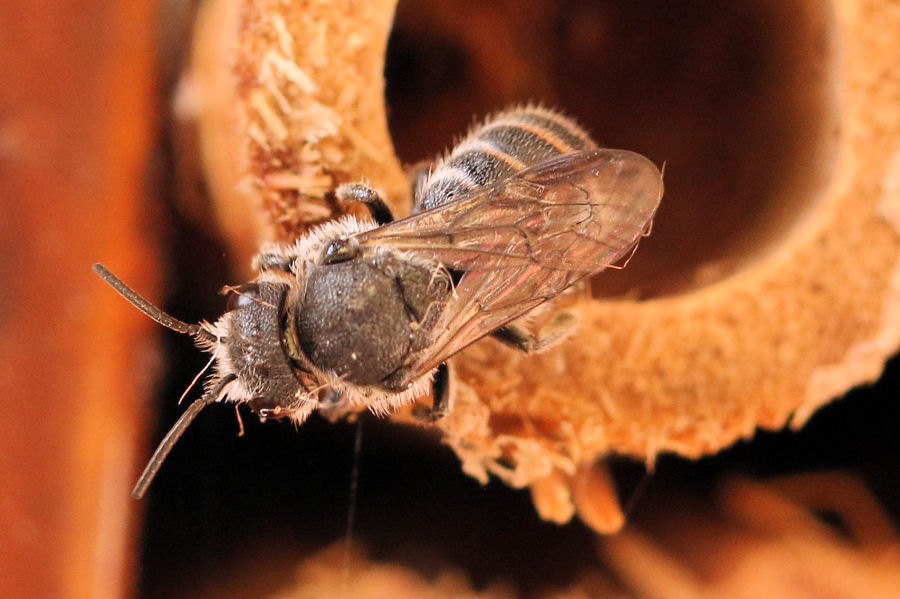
[335,182,396,225]
[491,310,580,353]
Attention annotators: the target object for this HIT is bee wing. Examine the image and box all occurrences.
[354,148,663,375]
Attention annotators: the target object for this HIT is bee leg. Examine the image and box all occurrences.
[255,252,292,272]
[413,362,453,422]
[431,361,453,418]
[492,310,579,353]
[335,182,395,224]
[317,388,351,422]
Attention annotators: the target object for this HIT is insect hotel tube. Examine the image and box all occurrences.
[132,0,900,596]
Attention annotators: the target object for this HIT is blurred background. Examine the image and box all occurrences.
[2,1,899,597]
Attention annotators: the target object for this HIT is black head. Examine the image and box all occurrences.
[220,281,307,414]
[92,264,309,499]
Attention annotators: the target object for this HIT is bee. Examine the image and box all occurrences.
[95,106,663,498]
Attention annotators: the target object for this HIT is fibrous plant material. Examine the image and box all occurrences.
[188,0,900,532]
[189,0,408,273]
[269,545,515,599]
[192,473,900,598]
[600,473,900,599]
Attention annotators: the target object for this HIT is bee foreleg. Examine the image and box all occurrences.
[317,388,352,422]
[255,251,293,272]
[335,182,395,225]
[492,310,579,353]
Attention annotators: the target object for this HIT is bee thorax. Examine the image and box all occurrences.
[296,250,450,388]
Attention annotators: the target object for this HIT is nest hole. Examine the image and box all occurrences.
[386,0,840,298]
[135,2,867,596]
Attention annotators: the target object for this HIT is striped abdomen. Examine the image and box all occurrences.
[415,106,598,212]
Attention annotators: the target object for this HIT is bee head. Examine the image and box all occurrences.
[216,281,314,418]
[92,264,314,499]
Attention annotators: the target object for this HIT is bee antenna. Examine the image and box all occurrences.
[132,374,235,499]
[92,263,216,344]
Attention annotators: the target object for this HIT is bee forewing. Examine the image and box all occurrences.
[354,148,663,376]
[357,149,661,268]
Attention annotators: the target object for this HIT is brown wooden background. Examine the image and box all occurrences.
[0,2,159,597]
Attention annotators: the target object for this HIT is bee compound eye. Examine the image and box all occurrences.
[225,283,261,312]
